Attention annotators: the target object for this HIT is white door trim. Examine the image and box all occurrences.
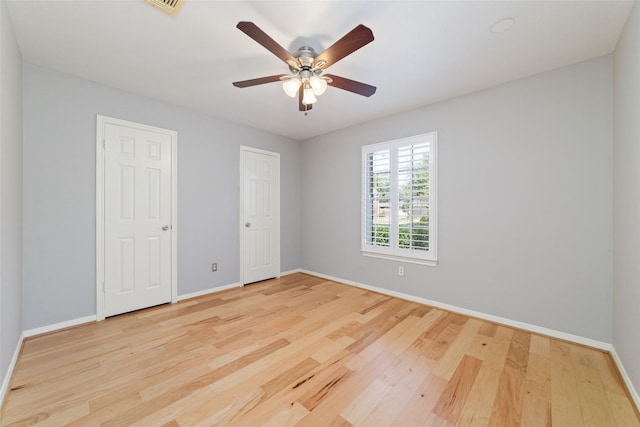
[239,145,281,286]
[96,115,178,321]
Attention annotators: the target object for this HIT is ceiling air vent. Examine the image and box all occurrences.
[142,0,186,17]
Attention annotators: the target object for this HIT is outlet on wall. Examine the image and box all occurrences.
[398,266,404,276]
[212,263,217,272]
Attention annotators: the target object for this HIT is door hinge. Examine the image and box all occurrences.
[102,282,106,293]
[103,139,106,149]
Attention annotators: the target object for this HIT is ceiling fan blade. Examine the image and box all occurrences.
[324,74,376,97]
[236,21,297,65]
[232,75,287,88]
[299,88,312,112]
[314,24,374,69]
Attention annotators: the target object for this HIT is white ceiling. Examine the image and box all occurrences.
[6,0,633,141]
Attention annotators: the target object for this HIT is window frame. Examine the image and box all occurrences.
[361,132,438,266]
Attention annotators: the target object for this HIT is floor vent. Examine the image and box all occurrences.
[142,0,186,18]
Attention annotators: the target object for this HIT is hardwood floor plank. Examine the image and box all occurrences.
[465,333,490,360]
[261,358,321,397]
[478,321,498,338]
[172,385,258,426]
[550,340,585,427]
[595,349,633,397]
[487,330,531,426]
[204,388,267,426]
[455,325,514,427]
[424,413,455,427]
[424,312,458,341]
[105,338,290,426]
[607,389,640,426]
[295,351,398,426]
[298,364,355,413]
[524,338,552,403]
[311,336,355,363]
[340,379,391,425]
[432,320,464,359]
[326,414,354,427]
[521,393,551,427]
[529,333,551,357]
[391,372,448,426]
[432,355,482,423]
[232,351,351,426]
[262,402,309,427]
[360,354,431,426]
[432,318,482,380]
[345,314,423,371]
[574,363,615,426]
[1,273,638,427]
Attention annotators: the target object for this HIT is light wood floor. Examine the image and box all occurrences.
[2,273,638,426]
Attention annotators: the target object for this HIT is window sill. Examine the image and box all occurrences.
[361,250,438,266]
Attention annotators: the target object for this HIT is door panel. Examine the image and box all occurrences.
[242,148,280,284]
[104,123,172,317]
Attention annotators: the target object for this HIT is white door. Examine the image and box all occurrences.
[99,118,176,317]
[241,147,280,284]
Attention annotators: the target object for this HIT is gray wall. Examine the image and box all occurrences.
[0,0,23,391]
[22,63,301,330]
[613,1,640,401]
[301,56,613,343]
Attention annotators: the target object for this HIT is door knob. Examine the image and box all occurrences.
[245,222,251,228]
[162,225,170,231]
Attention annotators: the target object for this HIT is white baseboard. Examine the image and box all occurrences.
[300,269,612,352]
[177,271,303,301]
[23,280,252,337]
[1,332,24,410]
[177,282,242,301]
[280,268,302,277]
[11,270,620,354]
[23,315,96,338]
[610,346,640,411]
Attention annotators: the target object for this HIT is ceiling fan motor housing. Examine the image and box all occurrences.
[293,46,317,68]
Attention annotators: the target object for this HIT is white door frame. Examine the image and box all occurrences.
[96,115,178,321]
[239,146,280,286]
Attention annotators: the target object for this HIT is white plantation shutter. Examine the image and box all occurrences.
[362,132,438,265]
[364,148,391,248]
[397,143,430,251]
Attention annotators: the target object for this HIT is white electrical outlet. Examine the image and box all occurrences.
[212,263,217,272]
[398,266,404,276]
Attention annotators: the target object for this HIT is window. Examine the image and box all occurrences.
[362,132,438,265]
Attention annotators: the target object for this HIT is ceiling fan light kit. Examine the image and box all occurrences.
[232,21,376,113]
[302,83,317,105]
[282,77,301,97]
[310,76,328,96]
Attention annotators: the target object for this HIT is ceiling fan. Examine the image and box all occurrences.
[232,22,376,113]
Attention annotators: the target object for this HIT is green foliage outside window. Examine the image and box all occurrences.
[372,216,429,250]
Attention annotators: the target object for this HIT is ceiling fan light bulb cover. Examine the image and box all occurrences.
[282,78,301,97]
[310,76,328,95]
[302,87,317,105]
